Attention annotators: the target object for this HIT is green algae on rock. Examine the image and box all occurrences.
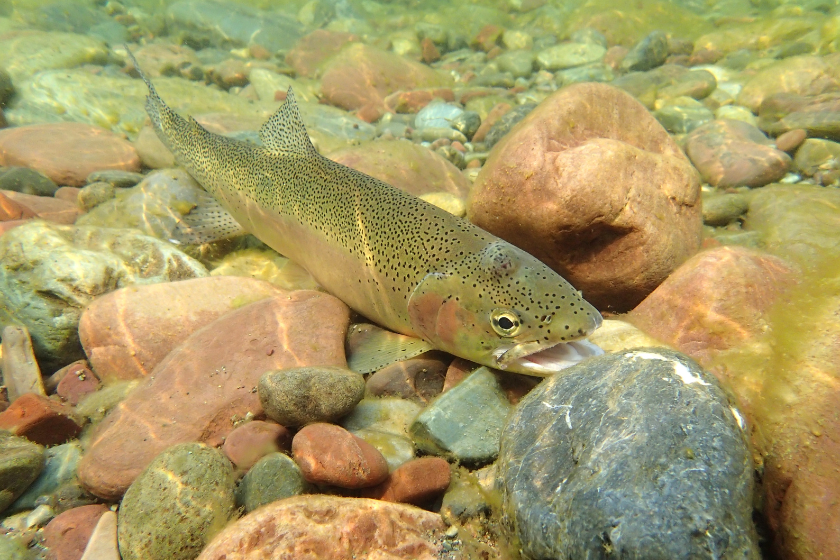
[0,432,44,514]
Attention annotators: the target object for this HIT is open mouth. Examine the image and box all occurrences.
[493,339,604,376]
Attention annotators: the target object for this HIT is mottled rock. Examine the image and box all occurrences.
[0,123,139,187]
[738,55,840,113]
[78,293,349,500]
[55,362,99,406]
[0,432,44,514]
[118,443,236,560]
[621,30,669,71]
[657,69,717,101]
[0,394,81,446]
[366,351,449,403]
[0,167,58,196]
[42,504,109,560]
[209,249,320,291]
[197,495,447,560]
[78,276,284,381]
[76,182,114,212]
[236,452,309,513]
[468,82,702,311]
[1,325,45,402]
[362,457,451,505]
[693,17,821,56]
[10,441,83,513]
[586,318,666,354]
[259,367,365,427]
[222,421,291,471]
[409,367,511,464]
[685,119,791,188]
[292,423,389,489]
[498,349,759,559]
[327,140,470,200]
[0,221,207,372]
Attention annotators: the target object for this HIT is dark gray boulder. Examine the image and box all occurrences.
[498,348,759,559]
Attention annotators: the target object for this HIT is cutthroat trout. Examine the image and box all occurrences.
[128,51,602,376]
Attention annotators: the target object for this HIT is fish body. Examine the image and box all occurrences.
[130,53,602,376]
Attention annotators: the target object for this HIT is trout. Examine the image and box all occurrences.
[129,51,603,376]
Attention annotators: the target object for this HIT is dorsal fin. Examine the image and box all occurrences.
[259,87,317,155]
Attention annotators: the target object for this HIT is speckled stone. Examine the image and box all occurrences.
[259,366,365,427]
[235,452,310,513]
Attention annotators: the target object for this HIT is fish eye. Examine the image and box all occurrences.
[490,308,521,337]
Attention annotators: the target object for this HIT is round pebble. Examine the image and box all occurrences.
[222,420,291,470]
[236,452,310,512]
[292,423,389,489]
[775,128,808,152]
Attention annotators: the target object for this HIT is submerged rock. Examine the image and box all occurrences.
[0,432,44,514]
[498,349,759,559]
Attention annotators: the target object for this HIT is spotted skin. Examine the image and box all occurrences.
[129,50,602,375]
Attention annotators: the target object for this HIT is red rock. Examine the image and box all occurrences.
[196,495,446,560]
[775,128,808,152]
[361,457,451,505]
[78,276,287,381]
[685,119,791,188]
[2,190,79,224]
[42,504,109,560]
[327,140,471,200]
[383,88,455,113]
[54,187,81,205]
[442,358,478,392]
[222,420,291,471]
[366,351,450,403]
[421,38,440,64]
[468,82,702,311]
[603,45,629,69]
[0,191,36,221]
[292,423,389,489]
[0,393,82,445]
[471,24,503,52]
[0,123,140,187]
[355,103,383,124]
[286,30,360,78]
[56,362,100,406]
[78,292,350,500]
[471,102,512,143]
[320,44,452,113]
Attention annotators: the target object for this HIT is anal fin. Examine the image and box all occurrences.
[170,190,246,245]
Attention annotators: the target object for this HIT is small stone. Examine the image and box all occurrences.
[132,126,175,169]
[0,393,81,446]
[621,30,669,72]
[653,98,715,134]
[222,421,291,471]
[9,441,83,514]
[414,102,464,131]
[235,452,310,513]
[536,42,606,71]
[1,190,79,225]
[340,397,423,438]
[0,191,36,222]
[55,362,100,406]
[409,367,511,464]
[77,182,115,212]
[79,511,118,560]
[495,50,536,79]
[366,351,449,403]
[118,443,236,560]
[85,170,145,188]
[793,138,840,177]
[471,24,503,52]
[0,432,44,514]
[702,192,749,226]
[0,167,58,196]
[53,187,81,205]
[362,457,451,505]
[1,325,45,402]
[351,429,416,472]
[775,128,808,152]
[42,504,109,560]
[714,105,759,127]
[292,423,389,488]
[259,366,365,427]
[421,38,440,64]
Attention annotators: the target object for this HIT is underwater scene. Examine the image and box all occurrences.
[0,0,839,557]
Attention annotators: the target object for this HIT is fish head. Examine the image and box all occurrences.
[407,241,603,376]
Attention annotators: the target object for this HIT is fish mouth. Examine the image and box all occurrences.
[492,339,604,376]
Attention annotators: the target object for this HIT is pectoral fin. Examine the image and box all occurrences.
[346,323,433,374]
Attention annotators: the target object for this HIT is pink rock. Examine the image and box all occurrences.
[361,457,451,505]
[774,128,808,152]
[56,361,100,406]
[54,187,82,205]
[285,30,360,78]
[468,82,702,311]
[328,140,471,200]
[0,393,82,446]
[470,24,503,52]
[222,420,291,471]
[366,351,450,403]
[442,357,478,393]
[0,191,36,221]
[685,119,791,188]
[197,495,446,560]
[78,292,350,500]
[0,123,140,187]
[471,102,512,143]
[78,276,287,381]
[383,88,455,113]
[42,504,110,560]
[2,190,79,224]
[292,423,389,489]
[320,44,452,113]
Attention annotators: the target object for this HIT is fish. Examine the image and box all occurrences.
[126,49,603,377]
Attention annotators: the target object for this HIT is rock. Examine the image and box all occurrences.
[419,191,466,217]
[383,88,456,114]
[340,397,422,438]
[0,191,36,222]
[468,82,702,311]
[498,349,759,559]
[53,187,81,205]
[55,362,100,406]
[757,90,840,141]
[555,63,615,86]
[86,170,145,188]
[714,105,759,127]
[1,190,79,224]
[653,98,715,134]
[1,325,45,402]
[702,192,749,226]
[775,128,808,152]
[0,221,207,372]
[351,429,416,472]
[74,381,139,427]
[0,124,140,187]
[80,511,118,560]
[0,534,33,560]
[78,276,284,381]
[10,441,83,513]
[482,103,535,148]
[235,452,309,513]
[0,167,58,196]
[793,138,840,176]
[471,24,503,52]
[292,423,389,488]
[365,351,449,403]
[209,249,320,291]
[77,182,115,212]
[285,29,360,78]
[409,367,511,464]
[693,16,821,56]
[0,432,44,514]
[656,69,717,101]
[621,30,669,71]
[248,69,318,104]
[78,292,349,499]
[132,126,176,169]
[685,120,792,188]
[327,140,471,199]
[586,318,666,353]
[259,367,365,427]
[0,31,108,82]
[536,42,606,71]
[0,394,81,446]
[118,443,236,560]
[222,421,291,471]
[414,102,464,130]
[42,504,109,560]
[495,50,536,79]
[197,495,447,560]
[738,55,840,113]
[320,44,452,114]
[361,457,451,505]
